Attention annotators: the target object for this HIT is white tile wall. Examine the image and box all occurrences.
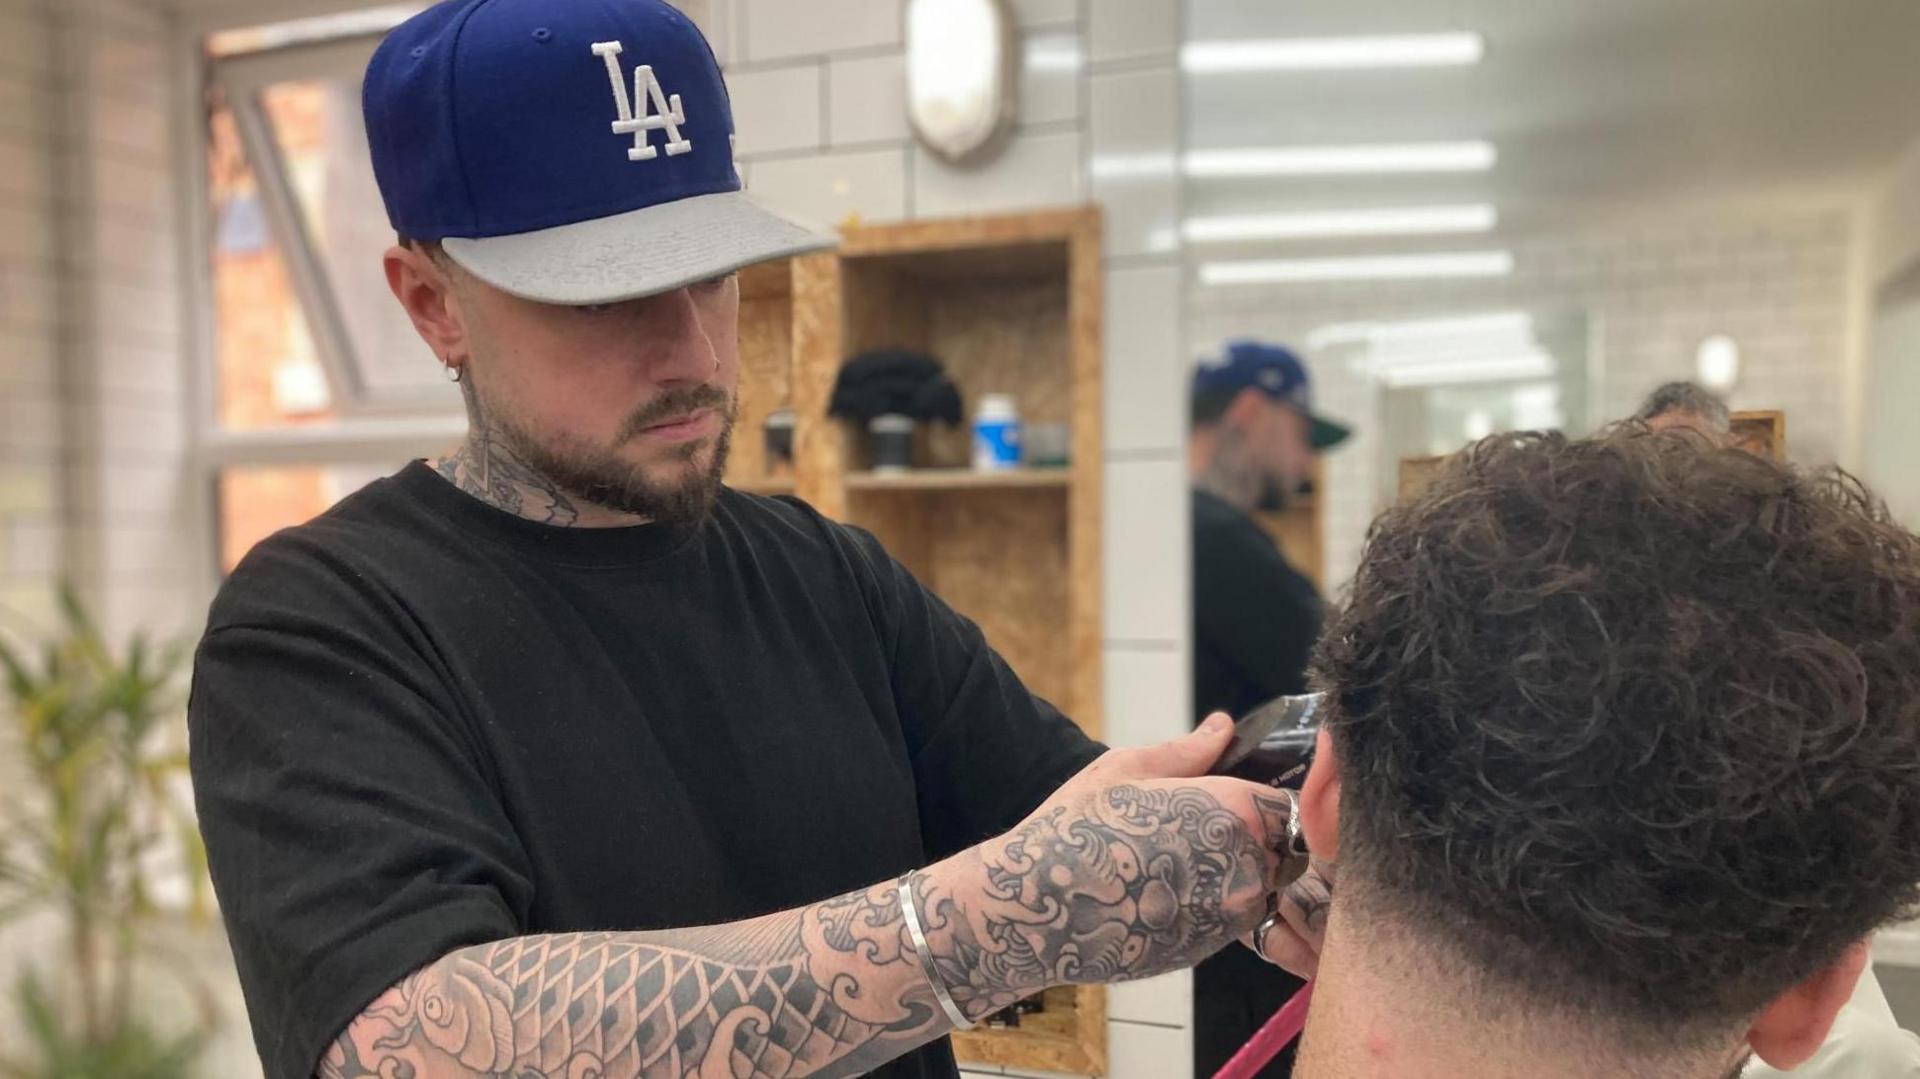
[1103,456,1186,643]
[742,0,901,62]
[1104,264,1186,453]
[1013,0,1079,27]
[827,51,908,146]
[1020,29,1084,127]
[913,130,1085,218]
[749,146,909,228]
[1103,644,1186,748]
[1089,67,1179,259]
[727,62,825,157]
[1110,969,1192,1027]
[1106,1016,1193,1079]
[1087,0,1180,65]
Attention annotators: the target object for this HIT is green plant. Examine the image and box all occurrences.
[0,587,211,1079]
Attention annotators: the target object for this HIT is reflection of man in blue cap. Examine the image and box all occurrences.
[1188,340,1351,1078]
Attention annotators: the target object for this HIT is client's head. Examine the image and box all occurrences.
[1293,428,1920,1079]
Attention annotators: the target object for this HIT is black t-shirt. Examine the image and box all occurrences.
[188,463,1103,1079]
[1190,489,1323,724]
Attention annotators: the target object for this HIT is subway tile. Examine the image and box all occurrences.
[1109,968,1191,1028]
[1103,456,1186,642]
[0,204,52,261]
[749,146,907,228]
[912,130,1082,220]
[3,518,57,578]
[1020,29,1083,127]
[0,466,55,514]
[743,0,900,62]
[1087,0,1179,64]
[1089,67,1178,258]
[827,51,908,146]
[1108,1018,1193,1079]
[0,13,49,79]
[1012,0,1079,26]
[1103,643,1187,748]
[728,62,824,158]
[93,400,184,455]
[1104,264,1184,454]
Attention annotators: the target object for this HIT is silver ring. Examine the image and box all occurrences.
[1253,909,1283,960]
[1280,788,1308,857]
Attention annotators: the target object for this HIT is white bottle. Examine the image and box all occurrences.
[972,393,1022,471]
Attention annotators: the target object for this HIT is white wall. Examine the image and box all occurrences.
[1862,137,1920,531]
[0,0,65,631]
[1870,138,1920,288]
[721,1,1198,1075]
[1191,210,1854,592]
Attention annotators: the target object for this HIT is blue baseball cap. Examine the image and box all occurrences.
[363,0,835,305]
[1193,340,1352,449]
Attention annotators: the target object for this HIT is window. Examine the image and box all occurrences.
[196,12,462,575]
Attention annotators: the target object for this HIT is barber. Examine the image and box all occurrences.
[186,3,1297,1078]
[1187,342,1350,1077]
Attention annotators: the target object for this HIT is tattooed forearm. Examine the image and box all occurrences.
[316,783,1287,1078]
[319,885,942,1079]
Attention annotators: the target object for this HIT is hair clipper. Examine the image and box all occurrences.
[1208,692,1325,791]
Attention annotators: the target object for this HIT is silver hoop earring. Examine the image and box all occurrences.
[444,363,464,384]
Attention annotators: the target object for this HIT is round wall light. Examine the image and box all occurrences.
[1696,334,1741,393]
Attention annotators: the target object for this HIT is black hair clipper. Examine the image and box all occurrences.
[1208,692,1325,791]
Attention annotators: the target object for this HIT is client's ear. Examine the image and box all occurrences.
[1746,940,1869,1070]
[1298,726,1341,859]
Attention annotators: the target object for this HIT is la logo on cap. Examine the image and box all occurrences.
[591,40,693,162]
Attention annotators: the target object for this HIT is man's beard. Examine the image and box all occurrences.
[493,384,737,526]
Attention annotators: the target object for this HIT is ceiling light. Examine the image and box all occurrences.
[1092,142,1497,181]
[1696,335,1741,391]
[1186,141,1496,178]
[1201,251,1515,286]
[1315,311,1533,348]
[1183,33,1484,73]
[1376,353,1555,388]
[1185,204,1496,243]
[1309,311,1532,349]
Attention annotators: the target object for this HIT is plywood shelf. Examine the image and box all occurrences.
[845,468,1071,492]
[728,476,796,496]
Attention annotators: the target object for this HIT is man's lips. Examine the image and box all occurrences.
[639,408,718,443]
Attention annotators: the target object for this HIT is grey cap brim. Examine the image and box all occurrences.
[441,190,837,306]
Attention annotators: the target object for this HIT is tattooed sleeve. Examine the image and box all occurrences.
[317,782,1288,1078]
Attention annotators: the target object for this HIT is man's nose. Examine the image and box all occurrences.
[635,286,719,385]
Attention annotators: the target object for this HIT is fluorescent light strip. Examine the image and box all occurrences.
[1311,311,1532,348]
[1202,251,1515,286]
[1186,141,1496,178]
[1184,33,1484,73]
[1185,204,1496,243]
[1377,354,1556,388]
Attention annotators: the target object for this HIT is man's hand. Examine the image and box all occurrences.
[1247,858,1334,979]
[914,715,1300,1013]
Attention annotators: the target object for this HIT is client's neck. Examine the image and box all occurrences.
[1294,904,1749,1079]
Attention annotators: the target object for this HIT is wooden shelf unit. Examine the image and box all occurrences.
[723,208,1109,1075]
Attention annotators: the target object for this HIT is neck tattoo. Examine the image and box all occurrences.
[432,420,581,527]
[1199,430,1265,511]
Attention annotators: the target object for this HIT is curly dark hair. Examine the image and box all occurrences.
[1315,428,1920,1047]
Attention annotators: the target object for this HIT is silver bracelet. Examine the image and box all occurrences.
[897,874,975,1031]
